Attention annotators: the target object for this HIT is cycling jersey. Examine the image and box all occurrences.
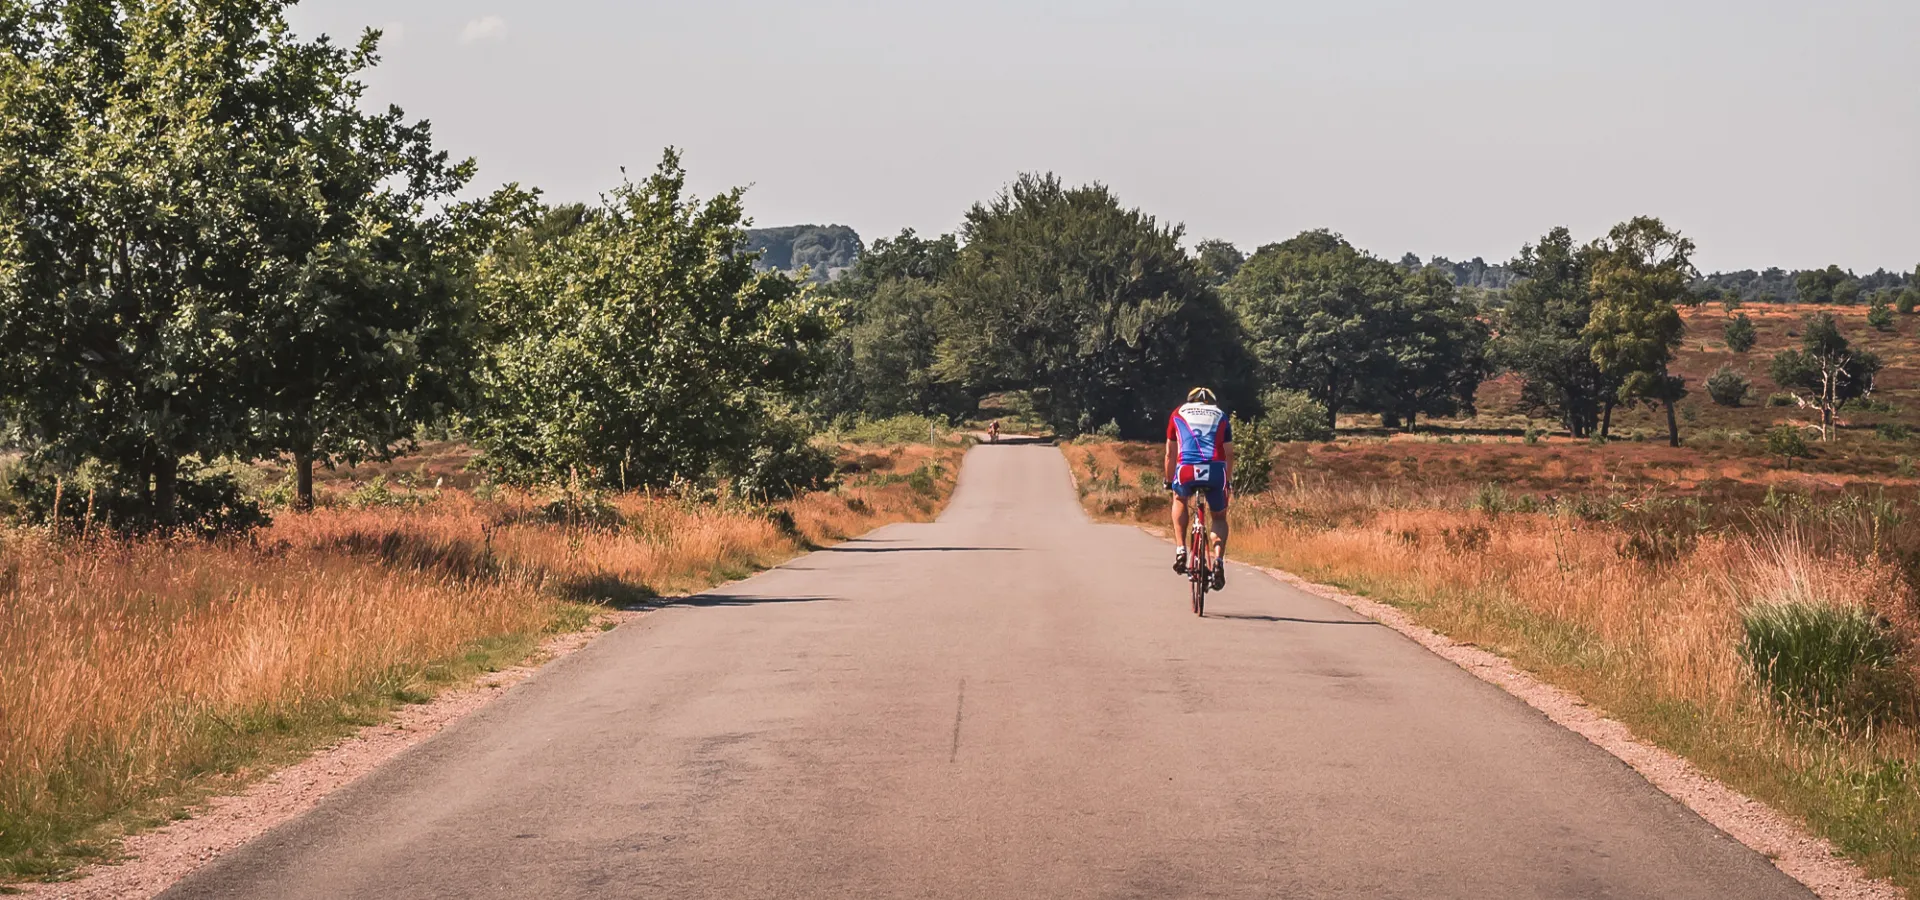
[1168,402,1231,466]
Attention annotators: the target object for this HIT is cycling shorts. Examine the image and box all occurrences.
[1172,462,1229,511]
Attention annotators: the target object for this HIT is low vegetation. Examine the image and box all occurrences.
[0,442,960,882]
[1070,440,1920,890]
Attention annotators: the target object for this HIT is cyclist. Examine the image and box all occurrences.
[1165,387,1231,590]
[988,420,1000,444]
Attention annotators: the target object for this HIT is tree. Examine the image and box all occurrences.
[935,174,1249,437]
[808,229,968,421]
[1768,312,1882,440]
[1866,295,1895,332]
[1492,228,1613,437]
[240,27,489,510]
[470,151,834,488]
[0,0,341,524]
[1583,217,1695,447]
[1226,232,1394,431]
[1793,265,1853,305]
[1363,266,1492,429]
[1898,288,1918,315]
[1724,313,1757,353]
[1194,240,1246,286]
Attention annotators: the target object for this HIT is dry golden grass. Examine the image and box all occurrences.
[0,443,960,881]
[1071,439,1920,889]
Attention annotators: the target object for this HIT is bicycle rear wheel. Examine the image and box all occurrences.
[1188,510,1209,617]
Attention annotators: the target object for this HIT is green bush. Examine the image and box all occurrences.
[1705,365,1750,407]
[1867,299,1896,332]
[1767,392,1797,408]
[1229,414,1276,495]
[1724,313,1757,353]
[1767,425,1811,467]
[346,475,435,509]
[5,463,270,537]
[730,418,836,501]
[1877,423,1913,443]
[1261,389,1333,442]
[830,414,948,446]
[1898,289,1918,315]
[1739,601,1902,720]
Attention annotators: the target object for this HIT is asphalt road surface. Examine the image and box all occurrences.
[166,445,1811,899]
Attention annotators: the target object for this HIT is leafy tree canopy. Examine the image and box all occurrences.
[937,174,1249,437]
[471,151,835,489]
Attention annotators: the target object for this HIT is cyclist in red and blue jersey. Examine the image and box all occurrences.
[1164,387,1232,590]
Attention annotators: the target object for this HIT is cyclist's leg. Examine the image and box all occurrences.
[1207,482,1230,587]
[1169,483,1194,572]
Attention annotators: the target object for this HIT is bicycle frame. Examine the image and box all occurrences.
[1187,493,1211,617]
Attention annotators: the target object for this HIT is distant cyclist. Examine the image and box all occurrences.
[1165,387,1231,590]
[988,420,1000,444]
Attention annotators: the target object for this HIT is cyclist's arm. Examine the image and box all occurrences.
[1163,439,1178,485]
[1219,438,1233,467]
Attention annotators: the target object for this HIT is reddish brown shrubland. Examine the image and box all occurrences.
[0,443,959,880]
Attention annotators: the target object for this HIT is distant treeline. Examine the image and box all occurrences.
[744,225,862,282]
[760,232,1914,306]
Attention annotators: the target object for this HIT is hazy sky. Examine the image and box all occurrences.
[286,1,1919,274]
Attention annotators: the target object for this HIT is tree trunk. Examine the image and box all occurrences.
[1601,401,1615,439]
[295,446,316,512]
[1406,411,1417,431]
[154,455,178,527]
[1821,405,1834,440]
[1664,398,1680,447]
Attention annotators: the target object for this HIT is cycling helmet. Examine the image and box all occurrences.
[1186,387,1217,405]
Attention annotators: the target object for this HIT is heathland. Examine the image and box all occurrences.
[5,1,1920,894]
[1064,303,1920,890]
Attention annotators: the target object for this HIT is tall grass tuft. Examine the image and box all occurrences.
[1739,602,1901,720]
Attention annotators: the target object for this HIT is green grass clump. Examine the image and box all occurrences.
[1739,601,1901,720]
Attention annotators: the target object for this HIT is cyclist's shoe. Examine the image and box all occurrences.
[1172,547,1188,575]
[1210,561,1226,591]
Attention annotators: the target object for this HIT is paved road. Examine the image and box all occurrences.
[166,446,1810,899]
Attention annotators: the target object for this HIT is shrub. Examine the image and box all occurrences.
[1739,601,1902,720]
[1230,414,1276,495]
[1471,482,1508,516]
[1877,423,1913,443]
[1767,392,1796,408]
[1523,427,1543,445]
[1898,289,1918,315]
[832,414,947,446]
[1767,425,1811,467]
[5,464,270,538]
[1867,299,1896,332]
[1705,365,1750,407]
[347,475,434,509]
[731,418,836,501]
[1724,313,1757,353]
[1261,389,1333,442]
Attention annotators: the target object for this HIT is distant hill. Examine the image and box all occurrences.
[743,225,863,283]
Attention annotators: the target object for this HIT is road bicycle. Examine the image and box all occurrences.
[1183,490,1215,617]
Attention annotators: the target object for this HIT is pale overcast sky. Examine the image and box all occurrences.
[287,1,1919,274]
